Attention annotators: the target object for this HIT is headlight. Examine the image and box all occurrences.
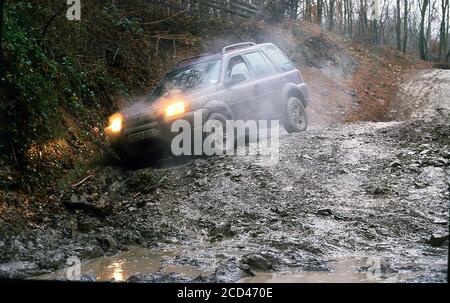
[108,113,123,133]
[165,101,185,117]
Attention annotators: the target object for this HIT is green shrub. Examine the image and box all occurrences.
[0,3,123,166]
[0,3,59,162]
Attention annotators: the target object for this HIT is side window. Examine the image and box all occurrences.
[263,45,294,71]
[227,55,251,80]
[244,52,274,78]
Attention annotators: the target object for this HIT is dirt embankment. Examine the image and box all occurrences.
[388,69,450,120]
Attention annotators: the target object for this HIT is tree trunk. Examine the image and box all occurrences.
[419,0,430,60]
[305,0,312,21]
[337,0,343,32]
[0,0,3,80]
[402,0,408,53]
[370,19,379,46]
[329,0,336,30]
[347,0,353,37]
[426,0,432,56]
[347,0,353,36]
[289,0,298,19]
[447,0,450,59]
[359,0,368,42]
[439,0,449,60]
[317,0,323,24]
[396,0,402,50]
[344,0,350,34]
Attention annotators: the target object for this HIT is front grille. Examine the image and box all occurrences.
[125,113,163,130]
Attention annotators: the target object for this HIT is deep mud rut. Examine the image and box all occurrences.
[0,70,449,282]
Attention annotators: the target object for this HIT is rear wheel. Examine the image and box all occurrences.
[283,97,308,133]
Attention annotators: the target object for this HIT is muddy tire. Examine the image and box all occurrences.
[204,112,233,155]
[283,97,308,133]
[113,147,137,168]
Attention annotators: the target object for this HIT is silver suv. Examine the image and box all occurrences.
[106,42,310,161]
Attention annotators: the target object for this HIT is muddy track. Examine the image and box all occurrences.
[0,71,449,282]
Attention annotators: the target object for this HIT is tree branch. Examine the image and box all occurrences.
[41,3,66,38]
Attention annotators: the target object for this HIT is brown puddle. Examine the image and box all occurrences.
[35,247,208,282]
[35,249,444,283]
[241,257,427,283]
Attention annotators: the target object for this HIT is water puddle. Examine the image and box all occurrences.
[35,247,209,282]
[240,257,426,283]
[35,249,443,283]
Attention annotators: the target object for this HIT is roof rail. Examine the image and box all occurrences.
[221,42,256,54]
[175,54,212,68]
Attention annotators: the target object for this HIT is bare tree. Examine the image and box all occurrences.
[288,0,299,19]
[0,0,3,80]
[396,0,402,50]
[337,0,343,31]
[329,0,336,30]
[317,0,324,23]
[358,0,368,41]
[402,0,408,53]
[419,0,430,60]
[447,0,450,60]
[426,0,435,55]
[305,0,312,21]
[343,0,353,35]
[439,0,449,60]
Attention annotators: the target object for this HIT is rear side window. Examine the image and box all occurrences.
[263,45,295,71]
[227,55,251,80]
[244,52,274,78]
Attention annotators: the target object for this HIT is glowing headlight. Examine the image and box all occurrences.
[108,113,123,133]
[165,101,186,117]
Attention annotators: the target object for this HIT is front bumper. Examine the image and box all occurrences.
[107,108,209,153]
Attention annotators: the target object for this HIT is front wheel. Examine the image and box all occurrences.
[203,112,234,155]
[283,97,308,133]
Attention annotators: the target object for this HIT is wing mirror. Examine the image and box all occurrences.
[225,73,246,88]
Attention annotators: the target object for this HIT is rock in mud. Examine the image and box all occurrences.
[209,222,236,241]
[427,233,449,247]
[433,218,448,225]
[80,273,97,281]
[389,160,402,168]
[317,209,333,217]
[127,272,194,283]
[11,239,26,254]
[78,243,104,260]
[0,261,40,279]
[240,253,272,271]
[212,258,244,283]
[63,195,108,216]
[96,235,117,251]
[77,218,96,233]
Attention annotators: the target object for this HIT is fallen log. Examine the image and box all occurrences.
[62,195,110,217]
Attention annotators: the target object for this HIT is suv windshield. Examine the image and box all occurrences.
[151,59,221,100]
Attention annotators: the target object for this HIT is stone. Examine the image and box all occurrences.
[427,233,448,247]
[96,235,117,250]
[240,254,272,271]
[317,209,333,216]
